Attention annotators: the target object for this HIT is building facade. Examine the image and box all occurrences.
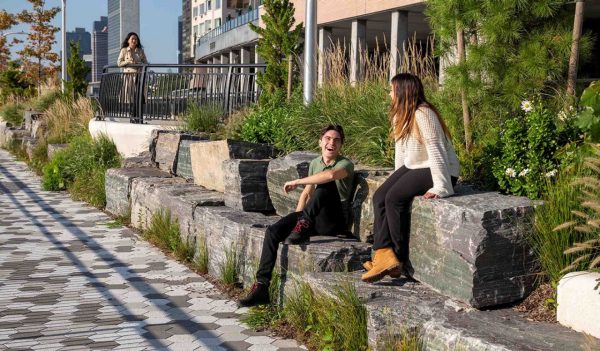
[107,0,140,66]
[66,27,92,82]
[92,16,108,83]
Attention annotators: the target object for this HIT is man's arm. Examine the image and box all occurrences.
[295,184,314,212]
[283,168,348,194]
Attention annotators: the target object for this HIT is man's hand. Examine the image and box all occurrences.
[423,192,439,199]
[284,180,298,194]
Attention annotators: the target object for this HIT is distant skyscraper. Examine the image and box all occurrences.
[178,15,183,65]
[66,27,91,58]
[92,16,108,83]
[181,0,193,63]
[107,0,140,65]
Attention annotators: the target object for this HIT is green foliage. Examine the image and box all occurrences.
[377,327,424,351]
[65,41,90,99]
[425,0,592,151]
[531,144,596,284]
[242,271,283,328]
[249,0,302,101]
[181,102,223,133]
[576,81,600,142]
[238,81,394,166]
[29,140,48,175]
[193,231,209,274]
[220,244,239,287]
[41,134,121,207]
[0,60,35,102]
[144,209,181,252]
[27,88,61,112]
[0,102,25,126]
[492,100,580,199]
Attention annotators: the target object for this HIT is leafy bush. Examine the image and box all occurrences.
[41,134,121,207]
[492,100,580,199]
[181,102,223,133]
[575,81,600,142]
[0,102,25,126]
[28,89,62,112]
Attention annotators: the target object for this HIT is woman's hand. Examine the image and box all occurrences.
[423,192,439,199]
[283,180,298,194]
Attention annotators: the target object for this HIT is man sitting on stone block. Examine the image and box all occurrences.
[239,124,355,307]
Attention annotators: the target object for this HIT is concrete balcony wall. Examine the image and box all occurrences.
[195,22,259,61]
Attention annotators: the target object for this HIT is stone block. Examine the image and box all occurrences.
[558,271,600,339]
[223,159,273,212]
[121,151,156,168]
[31,119,46,139]
[409,191,537,308]
[152,131,208,174]
[305,272,590,351]
[193,206,371,284]
[47,144,69,160]
[190,139,275,192]
[2,128,29,148]
[266,151,319,216]
[130,176,224,242]
[24,110,43,132]
[104,168,171,217]
[0,122,11,147]
[350,170,392,242]
[176,138,208,179]
[21,136,37,161]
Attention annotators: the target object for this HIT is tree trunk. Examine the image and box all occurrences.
[287,55,293,101]
[567,0,585,96]
[457,27,472,151]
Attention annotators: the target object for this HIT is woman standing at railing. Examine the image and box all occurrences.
[118,32,148,120]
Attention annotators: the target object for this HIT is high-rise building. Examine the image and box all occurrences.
[107,0,140,65]
[92,16,108,83]
[178,15,183,65]
[181,0,193,63]
[66,27,91,59]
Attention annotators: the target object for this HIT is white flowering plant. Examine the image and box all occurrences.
[492,99,578,198]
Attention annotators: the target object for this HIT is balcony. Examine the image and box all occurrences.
[195,9,259,60]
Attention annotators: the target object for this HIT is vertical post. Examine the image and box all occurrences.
[223,65,233,117]
[136,65,147,123]
[318,26,332,86]
[389,10,408,79]
[287,55,293,101]
[61,0,67,92]
[220,53,229,73]
[350,19,366,85]
[240,47,250,99]
[456,27,472,151]
[567,0,585,96]
[254,44,263,100]
[303,0,317,105]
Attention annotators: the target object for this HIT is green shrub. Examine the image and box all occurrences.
[220,244,239,287]
[181,102,223,133]
[0,102,25,126]
[576,81,600,142]
[28,89,62,112]
[193,230,209,274]
[41,134,121,207]
[29,141,48,175]
[144,209,181,252]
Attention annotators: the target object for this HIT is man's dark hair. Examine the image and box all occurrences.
[320,124,345,144]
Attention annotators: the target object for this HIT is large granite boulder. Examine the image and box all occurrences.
[176,137,209,179]
[409,191,537,308]
[189,139,275,192]
[1,128,29,148]
[121,151,155,168]
[105,168,171,217]
[305,272,590,351]
[130,176,224,242]
[192,206,371,284]
[153,131,208,174]
[223,159,274,212]
[23,110,43,132]
[266,151,318,216]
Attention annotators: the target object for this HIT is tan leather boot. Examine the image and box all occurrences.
[361,248,402,283]
[363,260,402,278]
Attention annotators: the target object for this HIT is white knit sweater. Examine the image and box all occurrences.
[394,106,460,197]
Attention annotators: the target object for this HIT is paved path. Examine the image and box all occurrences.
[0,149,304,351]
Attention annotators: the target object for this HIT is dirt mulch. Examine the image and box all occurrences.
[513,282,557,323]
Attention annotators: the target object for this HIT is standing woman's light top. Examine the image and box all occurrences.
[394,105,460,197]
[117,46,147,72]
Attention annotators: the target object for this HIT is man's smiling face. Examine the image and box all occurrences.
[319,129,343,159]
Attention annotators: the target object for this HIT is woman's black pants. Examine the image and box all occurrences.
[372,166,456,263]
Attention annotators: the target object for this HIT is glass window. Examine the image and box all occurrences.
[193,6,198,17]
[216,0,221,9]
[199,23,204,34]
[207,0,212,11]
[215,18,221,27]
[200,3,205,14]
[206,20,211,31]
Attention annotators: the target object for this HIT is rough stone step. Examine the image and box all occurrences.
[130,176,224,242]
[152,130,208,175]
[223,159,274,212]
[304,272,592,351]
[104,167,172,217]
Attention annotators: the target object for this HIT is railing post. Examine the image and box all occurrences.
[136,65,148,124]
[223,65,233,117]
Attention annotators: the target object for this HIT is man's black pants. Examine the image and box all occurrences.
[372,166,456,263]
[255,181,345,285]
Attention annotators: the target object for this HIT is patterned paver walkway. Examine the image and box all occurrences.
[0,149,304,351]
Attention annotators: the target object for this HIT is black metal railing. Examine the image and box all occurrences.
[197,8,259,46]
[98,63,265,123]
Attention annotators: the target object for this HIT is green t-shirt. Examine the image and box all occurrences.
[308,156,354,203]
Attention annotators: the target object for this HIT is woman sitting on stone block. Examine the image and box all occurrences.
[361,73,460,283]
[239,125,355,307]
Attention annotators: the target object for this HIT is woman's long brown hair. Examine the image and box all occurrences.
[389,73,450,142]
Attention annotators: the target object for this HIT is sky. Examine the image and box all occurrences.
[1,0,180,64]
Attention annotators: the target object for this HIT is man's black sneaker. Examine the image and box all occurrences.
[284,218,311,245]
[238,282,270,307]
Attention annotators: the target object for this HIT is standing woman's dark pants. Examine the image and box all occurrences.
[255,181,345,285]
[372,166,456,263]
